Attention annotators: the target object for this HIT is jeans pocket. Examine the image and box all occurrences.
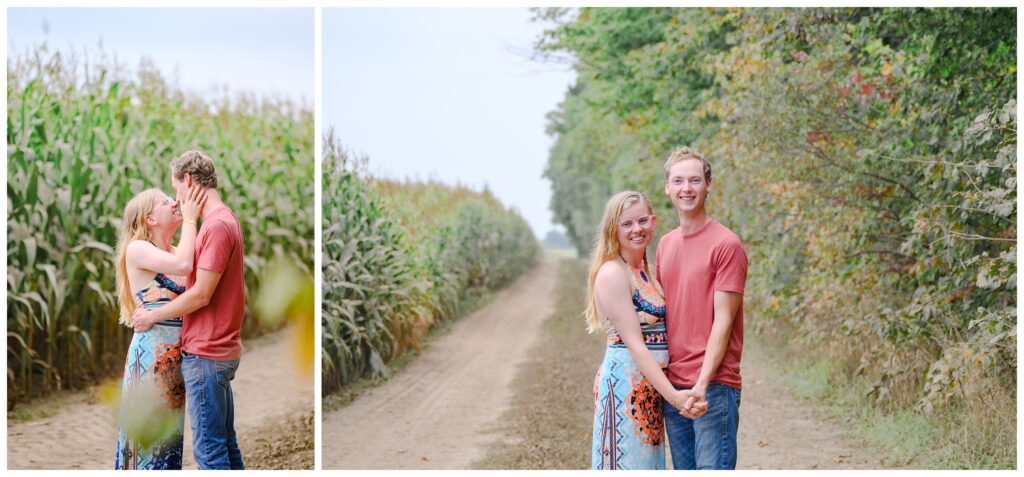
[214,360,238,385]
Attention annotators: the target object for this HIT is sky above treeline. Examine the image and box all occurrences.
[8,8,314,104]
[323,8,576,238]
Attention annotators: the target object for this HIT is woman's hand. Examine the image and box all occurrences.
[179,185,207,223]
[666,389,690,414]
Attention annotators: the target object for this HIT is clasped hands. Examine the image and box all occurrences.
[670,386,709,420]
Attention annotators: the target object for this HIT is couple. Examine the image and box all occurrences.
[113,151,247,470]
[590,147,747,470]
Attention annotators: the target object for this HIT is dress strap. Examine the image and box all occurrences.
[618,254,642,291]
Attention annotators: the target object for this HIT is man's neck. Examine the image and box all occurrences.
[676,209,711,236]
[201,190,227,220]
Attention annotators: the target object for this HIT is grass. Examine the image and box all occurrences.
[541,245,579,260]
[471,258,604,469]
[5,388,88,423]
[747,330,1017,469]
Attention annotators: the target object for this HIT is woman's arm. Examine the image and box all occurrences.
[126,186,206,276]
[594,262,705,416]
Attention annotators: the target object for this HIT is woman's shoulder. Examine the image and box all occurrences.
[125,240,174,267]
[594,260,629,289]
[125,239,155,255]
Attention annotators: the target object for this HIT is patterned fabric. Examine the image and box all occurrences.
[592,263,670,470]
[115,272,187,470]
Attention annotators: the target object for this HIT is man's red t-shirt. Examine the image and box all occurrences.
[656,219,748,390]
[181,206,246,360]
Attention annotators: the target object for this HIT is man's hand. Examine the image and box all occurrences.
[132,308,158,332]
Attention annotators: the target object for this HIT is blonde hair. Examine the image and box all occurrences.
[171,150,218,189]
[115,188,164,327]
[584,191,654,333]
[663,146,711,183]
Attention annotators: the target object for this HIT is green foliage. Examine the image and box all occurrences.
[6,44,313,401]
[321,134,539,394]
[539,7,1015,466]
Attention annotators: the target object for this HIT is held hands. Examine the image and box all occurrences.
[672,387,709,420]
[132,308,157,332]
[179,185,207,223]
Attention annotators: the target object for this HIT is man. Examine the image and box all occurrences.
[656,147,748,470]
[134,150,246,470]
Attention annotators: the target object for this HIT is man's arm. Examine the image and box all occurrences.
[683,290,742,411]
[133,268,223,331]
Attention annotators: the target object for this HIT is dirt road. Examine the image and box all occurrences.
[321,255,559,469]
[325,255,890,470]
[7,330,313,470]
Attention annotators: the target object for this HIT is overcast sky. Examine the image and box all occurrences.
[323,8,576,238]
[8,8,313,104]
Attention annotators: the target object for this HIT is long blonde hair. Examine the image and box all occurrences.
[115,188,164,326]
[584,191,654,333]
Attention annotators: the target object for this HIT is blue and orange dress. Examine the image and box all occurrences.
[591,262,669,470]
[115,272,187,470]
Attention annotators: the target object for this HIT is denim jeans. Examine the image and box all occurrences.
[663,382,741,470]
[182,351,244,470]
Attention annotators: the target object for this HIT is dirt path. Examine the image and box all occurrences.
[734,338,887,469]
[473,258,892,470]
[322,255,559,469]
[7,330,313,470]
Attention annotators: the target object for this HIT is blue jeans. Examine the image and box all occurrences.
[664,382,741,470]
[182,351,244,470]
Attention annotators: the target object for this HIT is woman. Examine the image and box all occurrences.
[114,186,205,470]
[588,191,706,470]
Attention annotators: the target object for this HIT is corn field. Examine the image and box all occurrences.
[6,44,313,403]
[322,132,539,394]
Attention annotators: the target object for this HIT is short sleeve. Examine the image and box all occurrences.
[655,236,664,286]
[196,220,235,274]
[712,235,747,294]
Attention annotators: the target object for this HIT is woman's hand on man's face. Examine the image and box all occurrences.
[179,185,207,223]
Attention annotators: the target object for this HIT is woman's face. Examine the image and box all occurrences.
[616,201,656,255]
[148,192,182,230]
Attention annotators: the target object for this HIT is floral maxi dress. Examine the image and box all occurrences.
[115,273,187,470]
[591,264,669,470]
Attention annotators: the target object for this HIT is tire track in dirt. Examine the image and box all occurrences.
[321,255,559,470]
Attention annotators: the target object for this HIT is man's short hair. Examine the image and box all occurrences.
[171,150,218,189]
[663,146,712,183]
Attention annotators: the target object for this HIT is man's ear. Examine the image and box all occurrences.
[184,173,193,188]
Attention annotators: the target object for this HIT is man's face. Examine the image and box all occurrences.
[170,173,189,203]
[148,193,182,227]
[664,159,710,215]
